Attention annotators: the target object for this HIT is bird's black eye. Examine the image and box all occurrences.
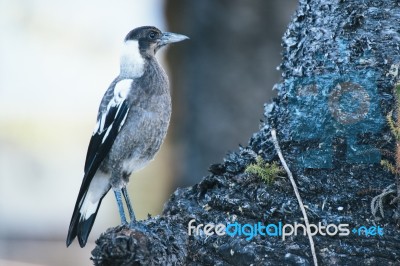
[148,31,157,39]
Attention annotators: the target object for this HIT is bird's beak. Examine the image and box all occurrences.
[159,32,189,46]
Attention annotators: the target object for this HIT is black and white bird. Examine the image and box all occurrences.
[66,26,188,247]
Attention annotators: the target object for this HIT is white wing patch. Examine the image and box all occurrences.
[93,112,106,133]
[112,79,132,105]
[93,79,133,135]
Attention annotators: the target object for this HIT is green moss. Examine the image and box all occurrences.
[395,82,400,101]
[379,82,400,218]
[245,156,283,184]
[386,111,400,141]
[381,82,400,174]
[381,159,398,175]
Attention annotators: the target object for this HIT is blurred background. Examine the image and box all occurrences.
[0,0,297,265]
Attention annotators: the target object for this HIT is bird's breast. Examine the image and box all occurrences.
[111,92,171,174]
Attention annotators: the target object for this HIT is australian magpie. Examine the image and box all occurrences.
[66,26,188,247]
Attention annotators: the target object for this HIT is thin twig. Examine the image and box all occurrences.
[271,129,318,266]
[371,184,396,218]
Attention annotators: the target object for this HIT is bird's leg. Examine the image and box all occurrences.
[122,186,136,222]
[113,188,128,225]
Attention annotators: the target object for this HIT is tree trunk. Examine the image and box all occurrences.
[91,0,400,265]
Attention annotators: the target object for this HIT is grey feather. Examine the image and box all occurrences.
[100,58,171,187]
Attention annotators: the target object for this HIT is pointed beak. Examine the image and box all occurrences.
[159,32,189,46]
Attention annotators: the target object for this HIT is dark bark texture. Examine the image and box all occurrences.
[91,0,400,265]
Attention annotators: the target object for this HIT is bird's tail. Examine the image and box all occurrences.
[66,196,100,247]
[66,172,110,247]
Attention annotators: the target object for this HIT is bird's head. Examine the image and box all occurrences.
[124,26,189,57]
[119,26,188,78]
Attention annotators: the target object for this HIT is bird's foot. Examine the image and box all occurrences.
[128,218,137,227]
[121,218,128,226]
[128,219,149,232]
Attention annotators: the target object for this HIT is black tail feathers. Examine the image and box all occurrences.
[66,198,102,247]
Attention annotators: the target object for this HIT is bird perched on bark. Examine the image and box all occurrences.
[66,26,188,247]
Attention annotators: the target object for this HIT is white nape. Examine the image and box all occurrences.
[120,40,145,78]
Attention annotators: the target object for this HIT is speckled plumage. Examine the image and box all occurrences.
[67,26,188,248]
[100,58,171,186]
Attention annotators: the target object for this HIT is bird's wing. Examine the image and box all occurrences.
[67,78,134,247]
[79,79,133,203]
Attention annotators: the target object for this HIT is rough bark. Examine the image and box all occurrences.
[91,0,400,265]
